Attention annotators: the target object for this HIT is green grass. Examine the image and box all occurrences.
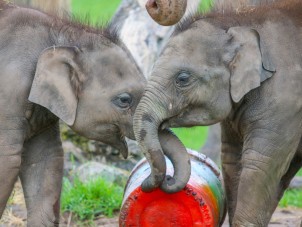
[72,0,121,25]
[61,177,123,221]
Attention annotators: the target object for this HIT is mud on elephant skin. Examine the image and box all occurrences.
[0,1,145,226]
[134,1,302,226]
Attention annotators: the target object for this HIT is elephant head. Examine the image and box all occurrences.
[134,19,275,193]
[145,0,187,26]
[29,42,145,158]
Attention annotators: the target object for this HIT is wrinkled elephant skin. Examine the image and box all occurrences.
[134,1,302,226]
[0,1,145,226]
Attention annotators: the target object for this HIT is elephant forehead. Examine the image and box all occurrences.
[168,32,225,57]
[83,48,142,83]
[161,36,225,69]
[170,21,227,54]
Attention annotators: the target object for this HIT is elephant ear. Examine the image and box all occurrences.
[28,46,84,126]
[227,27,276,103]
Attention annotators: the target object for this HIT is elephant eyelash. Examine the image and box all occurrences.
[112,93,133,109]
[174,71,198,89]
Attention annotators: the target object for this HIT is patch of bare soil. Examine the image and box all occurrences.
[1,181,301,227]
[222,208,302,227]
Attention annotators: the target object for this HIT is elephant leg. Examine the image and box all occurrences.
[0,117,25,217]
[220,121,243,224]
[232,130,300,227]
[20,124,63,227]
[221,142,242,224]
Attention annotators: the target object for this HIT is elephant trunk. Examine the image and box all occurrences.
[145,0,187,26]
[159,129,191,193]
[134,95,167,192]
[134,91,191,193]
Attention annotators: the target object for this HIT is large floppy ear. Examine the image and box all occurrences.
[28,46,84,125]
[226,27,276,103]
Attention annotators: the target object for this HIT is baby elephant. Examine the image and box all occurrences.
[134,1,302,226]
[0,1,145,226]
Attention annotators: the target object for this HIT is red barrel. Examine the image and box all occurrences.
[119,149,226,227]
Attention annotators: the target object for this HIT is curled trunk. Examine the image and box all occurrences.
[134,93,191,193]
[133,98,167,191]
[159,129,191,193]
[145,0,187,26]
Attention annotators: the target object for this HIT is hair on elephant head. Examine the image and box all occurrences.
[134,1,302,225]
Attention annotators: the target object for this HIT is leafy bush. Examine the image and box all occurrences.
[199,0,214,12]
[279,189,302,208]
[173,127,208,150]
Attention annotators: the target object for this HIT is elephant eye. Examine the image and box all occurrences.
[113,93,132,109]
[175,72,191,87]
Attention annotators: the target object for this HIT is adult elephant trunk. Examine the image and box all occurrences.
[145,0,187,26]
[134,91,191,193]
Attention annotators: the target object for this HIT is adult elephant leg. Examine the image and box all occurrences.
[232,125,300,226]
[0,117,25,217]
[220,121,243,224]
[20,124,63,227]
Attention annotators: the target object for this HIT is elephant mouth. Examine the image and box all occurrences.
[88,124,129,159]
[109,134,128,159]
[160,110,195,129]
[161,117,197,129]
[108,124,129,159]
[161,107,216,129]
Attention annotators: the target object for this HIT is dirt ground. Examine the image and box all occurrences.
[222,209,302,227]
[1,181,301,227]
[76,208,302,227]
[1,207,301,227]
[62,208,302,227]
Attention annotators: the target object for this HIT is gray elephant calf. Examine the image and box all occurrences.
[134,1,302,226]
[0,1,145,226]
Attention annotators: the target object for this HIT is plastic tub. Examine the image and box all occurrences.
[119,149,226,227]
